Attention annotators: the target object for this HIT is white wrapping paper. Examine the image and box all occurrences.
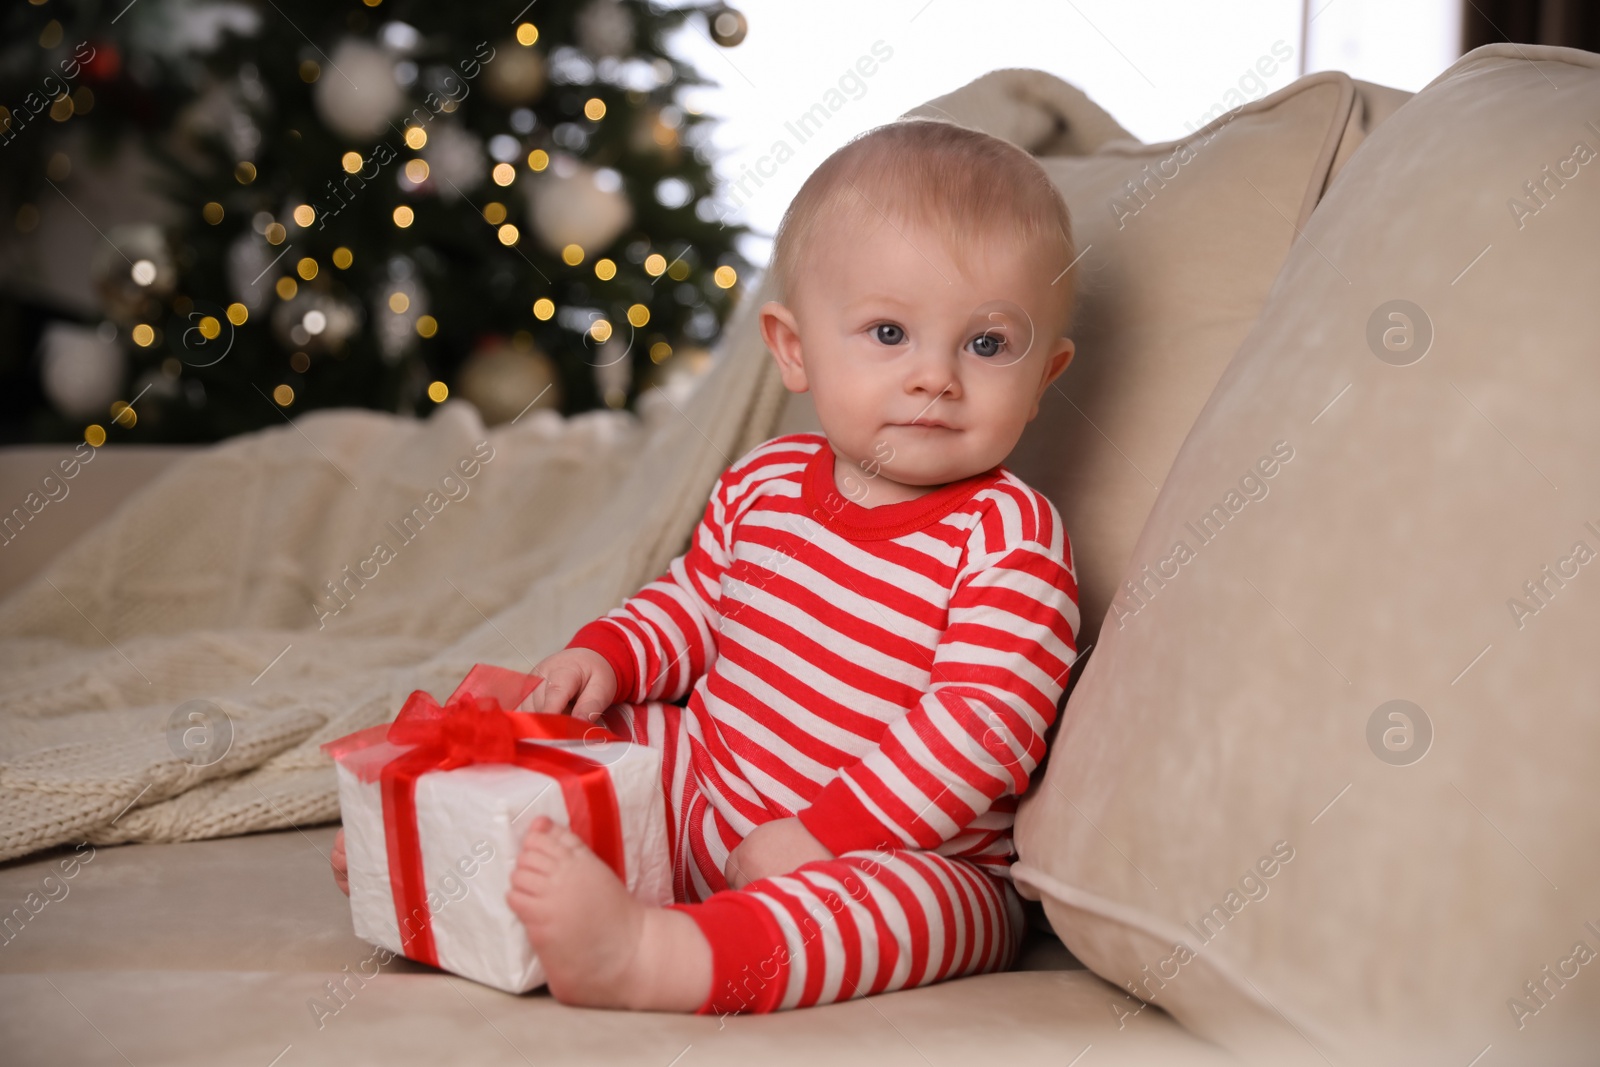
[333,735,673,994]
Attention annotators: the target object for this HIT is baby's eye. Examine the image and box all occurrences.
[969,331,1007,358]
[873,323,905,345]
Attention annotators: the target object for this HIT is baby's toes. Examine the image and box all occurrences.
[510,864,549,898]
[551,825,588,854]
[521,821,586,864]
[515,840,560,876]
[507,879,541,910]
[506,887,544,931]
[519,826,569,861]
[520,814,558,843]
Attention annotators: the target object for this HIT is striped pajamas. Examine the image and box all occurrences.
[599,698,1030,1013]
[572,432,1080,1014]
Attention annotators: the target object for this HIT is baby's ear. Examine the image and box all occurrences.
[1043,335,1075,385]
[759,302,809,391]
[1025,337,1075,421]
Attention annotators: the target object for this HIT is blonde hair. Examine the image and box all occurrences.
[768,118,1077,335]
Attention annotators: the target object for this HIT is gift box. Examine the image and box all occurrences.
[321,664,672,994]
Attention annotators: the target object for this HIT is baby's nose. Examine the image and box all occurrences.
[906,361,960,400]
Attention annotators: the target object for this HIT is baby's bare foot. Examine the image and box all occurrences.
[506,815,712,1011]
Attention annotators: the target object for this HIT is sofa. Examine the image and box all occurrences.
[4,44,1597,1065]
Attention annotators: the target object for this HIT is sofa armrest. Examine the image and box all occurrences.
[0,445,197,601]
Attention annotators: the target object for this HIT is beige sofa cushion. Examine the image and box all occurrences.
[0,828,1236,1066]
[995,71,1360,653]
[1328,79,1415,180]
[1014,43,1600,1064]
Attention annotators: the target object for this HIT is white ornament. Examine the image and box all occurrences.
[526,156,634,254]
[227,233,272,311]
[422,122,487,201]
[576,0,636,58]
[39,322,125,420]
[591,336,631,407]
[93,224,176,326]
[314,39,406,141]
[175,79,260,162]
[458,342,562,425]
[129,1,262,58]
[375,265,425,364]
[483,44,547,106]
[271,288,361,354]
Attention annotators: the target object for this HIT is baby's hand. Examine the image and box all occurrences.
[527,648,618,723]
[331,827,350,896]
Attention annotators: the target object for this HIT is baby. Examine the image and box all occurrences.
[333,117,1082,1015]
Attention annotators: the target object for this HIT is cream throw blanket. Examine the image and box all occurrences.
[0,289,787,863]
[0,69,1128,864]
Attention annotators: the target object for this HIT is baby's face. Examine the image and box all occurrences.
[761,212,1074,497]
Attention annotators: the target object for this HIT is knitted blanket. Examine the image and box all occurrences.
[0,68,1128,864]
[0,270,789,862]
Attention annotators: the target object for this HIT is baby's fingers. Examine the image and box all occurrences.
[531,666,579,715]
[569,684,610,724]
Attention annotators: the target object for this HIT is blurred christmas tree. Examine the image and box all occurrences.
[0,0,752,443]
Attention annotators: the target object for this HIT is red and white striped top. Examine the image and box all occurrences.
[566,431,1080,877]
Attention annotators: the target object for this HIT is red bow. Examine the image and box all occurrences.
[323,665,628,968]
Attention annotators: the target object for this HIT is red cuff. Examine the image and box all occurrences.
[669,892,791,1015]
[796,775,903,856]
[564,619,638,702]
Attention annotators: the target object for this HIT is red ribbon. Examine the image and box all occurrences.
[321,664,627,967]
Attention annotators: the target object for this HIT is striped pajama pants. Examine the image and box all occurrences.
[597,700,1026,1016]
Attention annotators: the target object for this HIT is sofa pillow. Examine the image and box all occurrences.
[997,70,1360,654]
[1327,78,1415,180]
[899,65,1139,156]
[1014,43,1600,1064]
